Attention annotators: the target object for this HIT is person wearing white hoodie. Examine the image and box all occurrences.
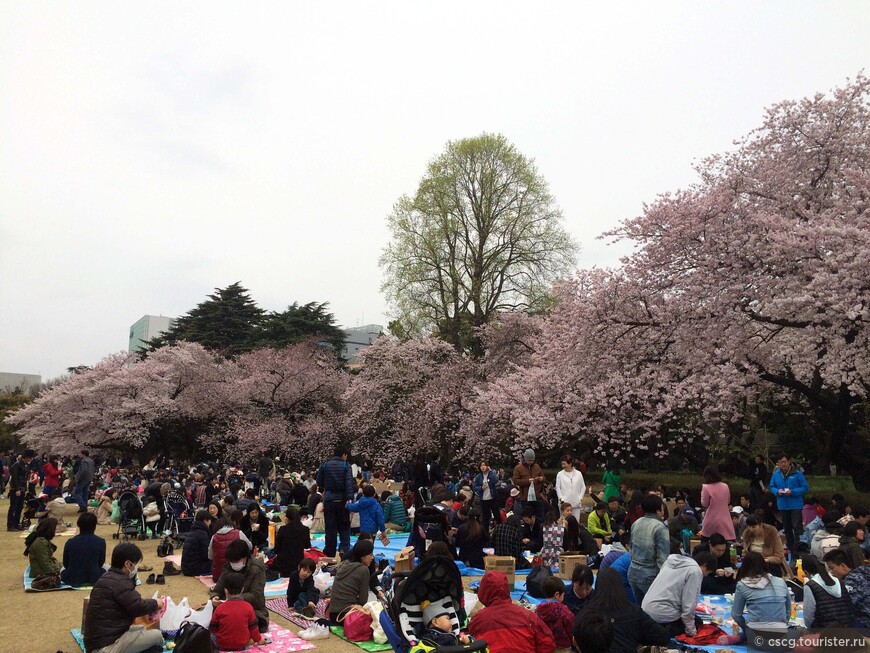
[801,554,855,628]
[555,455,586,521]
[641,547,718,637]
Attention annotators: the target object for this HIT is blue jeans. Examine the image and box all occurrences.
[73,480,90,509]
[629,577,655,606]
[323,499,350,557]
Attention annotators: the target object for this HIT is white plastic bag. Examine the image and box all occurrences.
[364,600,387,644]
[160,596,191,631]
[185,599,214,629]
[313,569,332,593]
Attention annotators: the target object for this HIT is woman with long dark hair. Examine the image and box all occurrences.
[455,507,489,568]
[26,517,61,577]
[273,507,311,577]
[583,568,670,653]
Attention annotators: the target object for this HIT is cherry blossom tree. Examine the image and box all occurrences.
[475,75,870,487]
[225,342,348,466]
[341,336,478,464]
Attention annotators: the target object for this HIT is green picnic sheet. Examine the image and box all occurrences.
[329,626,392,651]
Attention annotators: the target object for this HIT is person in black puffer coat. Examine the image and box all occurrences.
[273,507,311,577]
[182,510,214,576]
[84,542,164,653]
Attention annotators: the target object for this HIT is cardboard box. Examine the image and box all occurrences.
[394,546,415,573]
[557,553,587,580]
[689,537,702,553]
[484,555,516,590]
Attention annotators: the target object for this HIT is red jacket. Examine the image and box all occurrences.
[42,462,63,489]
[209,597,261,650]
[468,572,556,653]
[535,599,574,649]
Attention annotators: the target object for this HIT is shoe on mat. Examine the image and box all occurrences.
[298,624,329,641]
[156,574,165,585]
[146,573,156,584]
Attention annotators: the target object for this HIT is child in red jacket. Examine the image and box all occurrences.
[209,572,271,650]
[534,576,574,652]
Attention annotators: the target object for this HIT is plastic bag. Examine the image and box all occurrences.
[313,569,332,593]
[160,596,191,631]
[185,599,214,629]
[364,600,387,644]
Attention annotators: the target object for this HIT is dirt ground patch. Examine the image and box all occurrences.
[0,501,370,653]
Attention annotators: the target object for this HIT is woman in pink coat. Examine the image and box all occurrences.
[700,465,736,541]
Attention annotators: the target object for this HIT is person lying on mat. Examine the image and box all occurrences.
[83,542,165,653]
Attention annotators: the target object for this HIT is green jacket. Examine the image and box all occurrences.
[587,511,612,539]
[30,537,61,576]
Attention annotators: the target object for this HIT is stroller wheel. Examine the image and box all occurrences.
[112,533,119,539]
[138,533,148,541]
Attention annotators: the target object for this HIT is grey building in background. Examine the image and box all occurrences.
[0,372,42,394]
[343,324,383,365]
[128,315,176,354]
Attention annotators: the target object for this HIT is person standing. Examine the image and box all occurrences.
[74,449,95,513]
[7,449,33,531]
[315,447,355,558]
[768,453,808,556]
[42,455,63,498]
[512,449,546,522]
[602,462,622,503]
[627,494,670,604]
[555,455,586,521]
[748,454,768,510]
[473,461,499,532]
[700,465,736,541]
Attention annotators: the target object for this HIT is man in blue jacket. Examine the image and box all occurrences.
[768,453,808,556]
[315,447,355,557]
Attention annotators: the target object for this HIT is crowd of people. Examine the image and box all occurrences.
[3,445,870,652]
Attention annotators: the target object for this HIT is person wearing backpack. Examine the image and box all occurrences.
[209,572,271,649]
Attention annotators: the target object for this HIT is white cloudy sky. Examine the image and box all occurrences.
[1,2,868,381]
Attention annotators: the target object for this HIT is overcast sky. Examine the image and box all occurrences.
[1,2,868,382]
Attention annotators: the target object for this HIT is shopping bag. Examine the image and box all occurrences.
[160,596,192,631]
[185,599,214,629]
[364,600,387,644]
[340,605,373,642]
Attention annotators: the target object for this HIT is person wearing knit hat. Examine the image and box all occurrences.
[421,601,470,646]
[512,448,547,523]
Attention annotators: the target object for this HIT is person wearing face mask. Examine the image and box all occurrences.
[83,542,166,653]
[208,539,269,634]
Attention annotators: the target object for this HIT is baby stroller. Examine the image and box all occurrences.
[164,491,193,543]
[380,555,487,653]
[114,491,146,540]
[408,504,451,559]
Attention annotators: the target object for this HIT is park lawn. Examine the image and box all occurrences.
[0,501,364,653]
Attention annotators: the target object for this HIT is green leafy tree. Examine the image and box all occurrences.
[380,132,578,356]
[0,393,33,450]
[147,282,265,357]
[253,301,347,357]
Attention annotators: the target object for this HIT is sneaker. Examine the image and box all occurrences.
[299,623,329,641]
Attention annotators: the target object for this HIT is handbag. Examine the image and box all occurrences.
[339,605,373,642]
[31,572,61,591]
[525,564,553,598]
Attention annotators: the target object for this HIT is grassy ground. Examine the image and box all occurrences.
[0,501,367,653]
[576,470,870,506]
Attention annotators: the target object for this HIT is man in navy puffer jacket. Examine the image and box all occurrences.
[316,448,356,557]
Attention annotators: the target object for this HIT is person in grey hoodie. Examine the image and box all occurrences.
[641,548,717,637]
[328,539,375,624]
[73,449,95,512]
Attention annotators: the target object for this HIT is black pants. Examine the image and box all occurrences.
[323,499,350,557]
[7,491,24,529]
[480,499,496,532]
[780,509,802,555]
